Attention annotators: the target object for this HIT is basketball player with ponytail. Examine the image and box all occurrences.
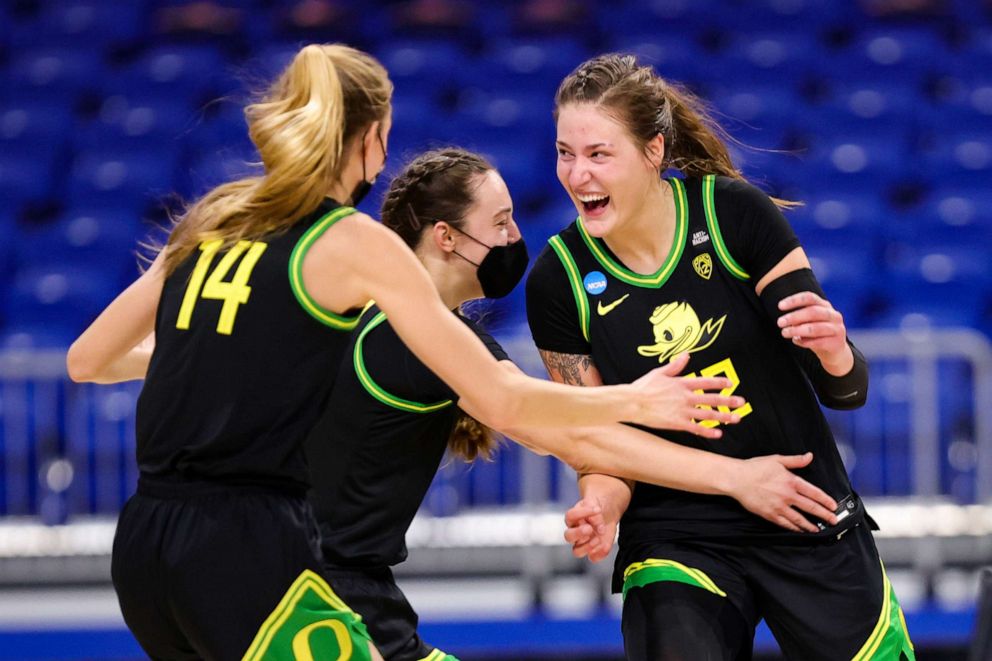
[529,55,915,659]
[306,148,844,661]
[64,43,750,659]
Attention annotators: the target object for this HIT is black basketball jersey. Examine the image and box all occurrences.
[306,304,509,568]
[135,199,363,492]
[527,175,859,544]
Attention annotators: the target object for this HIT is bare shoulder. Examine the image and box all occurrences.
[312,211,404,262]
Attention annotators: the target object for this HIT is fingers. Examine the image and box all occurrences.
[682,421,724,439]
[774,452,814,469]
[778,291,829,312]
[681,376,733,392]
[779,509,819,533]
[564,522,595,546]
[659,352,690,376]
[781,321,843,340]
[689,393,745,411]
[564,502,601,526]
[792,495,839,525]
[794,480,839,517]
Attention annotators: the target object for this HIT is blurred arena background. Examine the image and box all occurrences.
[1,0,991,658]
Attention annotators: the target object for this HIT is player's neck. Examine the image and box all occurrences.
[419,252,477,310]
[603,179,676,274]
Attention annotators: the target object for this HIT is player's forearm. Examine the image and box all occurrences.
[544,423,741,495]
[578,473,632,521]
[83,346,153,384]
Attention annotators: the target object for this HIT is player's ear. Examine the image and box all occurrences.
[645,134,665,171]
[431,221,456,253]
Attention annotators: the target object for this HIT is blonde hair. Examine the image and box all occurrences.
[555,54,798,209]
[162,43,392,276]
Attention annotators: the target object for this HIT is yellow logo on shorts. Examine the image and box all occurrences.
[692,253,713,280]
[637,301,726,364]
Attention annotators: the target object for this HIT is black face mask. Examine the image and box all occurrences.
[349,130,387,207]
[452,229,529,299]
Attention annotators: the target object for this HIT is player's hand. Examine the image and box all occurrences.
[727,452,839,533]
[630,353,745,438]
[563,497,618,563]
[778,292,849,363]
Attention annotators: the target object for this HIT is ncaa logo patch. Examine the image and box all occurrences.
[693,253,713,280]
[583,271,608,295]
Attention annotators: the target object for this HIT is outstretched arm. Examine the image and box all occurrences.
[303,214,742,432]
[67,254,164,383]
[459,360,839,532]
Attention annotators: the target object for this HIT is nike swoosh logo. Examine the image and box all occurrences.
[597,294,630,316]
[835,391,860,400]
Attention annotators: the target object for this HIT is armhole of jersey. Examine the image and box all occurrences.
[288,206,365,331]
[702,175,751,281]
[353,311,454,414]
[547,235,591,343]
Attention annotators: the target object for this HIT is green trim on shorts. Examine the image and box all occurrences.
[418,650,461,661]
[621,558,728,600]
[242,569,373,661]
[851,563,915,660]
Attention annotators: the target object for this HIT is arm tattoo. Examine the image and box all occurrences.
[539,350,594,386]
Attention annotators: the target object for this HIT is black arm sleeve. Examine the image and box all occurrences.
[713,177,802,283]
[759,268,869,410]
[525,245,592,355]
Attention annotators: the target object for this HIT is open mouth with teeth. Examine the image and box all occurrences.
[578,194,610,213]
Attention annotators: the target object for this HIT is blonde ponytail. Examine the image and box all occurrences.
[161,44,392,276]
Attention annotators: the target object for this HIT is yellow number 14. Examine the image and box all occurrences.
[176,239,268,335]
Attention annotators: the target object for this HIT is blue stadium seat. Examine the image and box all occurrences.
[0,145,60,206]
[477,37,590,93]
[705,32,818,86]
[109,44,229,101]
[816,27,954,85]
[605,33,707,84]
[0,100,73,151]
[68,147,179,207]
[12,206,142,277]
[374,40,475,95]
[3,264,120,337]
[914,131,992,181]
[7,47,105,101]
[6,0,145,49]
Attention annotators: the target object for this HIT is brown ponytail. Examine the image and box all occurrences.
[555,53,797,208]
[447,409,500,463]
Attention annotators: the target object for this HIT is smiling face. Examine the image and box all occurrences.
[555,103,664,238]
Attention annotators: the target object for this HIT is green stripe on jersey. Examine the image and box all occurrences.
[702,175,750,281]
[575,178,688,288]
[548,235,590,343]
[354,311,454,413]
[288,206,364,330]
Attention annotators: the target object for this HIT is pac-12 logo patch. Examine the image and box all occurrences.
[693,253,713,280]
[583,271,607,295]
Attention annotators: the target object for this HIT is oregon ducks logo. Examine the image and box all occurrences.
[692,253,713,280]
[637,301,726,364]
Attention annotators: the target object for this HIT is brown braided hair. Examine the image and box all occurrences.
[380,147,501,463]
[555,53,797,209]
